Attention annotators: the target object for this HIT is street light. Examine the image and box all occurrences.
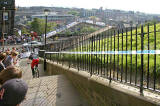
[2,7,6,50]
[44,9,50,71]
[44,9,50,49]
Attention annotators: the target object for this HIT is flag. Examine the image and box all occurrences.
[18,30,21,36]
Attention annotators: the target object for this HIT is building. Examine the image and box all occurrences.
[32,13,75,24]
[0,0,15,38]
[80,9,96,17]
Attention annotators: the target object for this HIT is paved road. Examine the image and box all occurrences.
[19,59,88,106]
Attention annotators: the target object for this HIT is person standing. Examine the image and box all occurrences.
[0,66,22,85]
[0,53,6,72]
[0,78,28,106]
[3,51,18,68]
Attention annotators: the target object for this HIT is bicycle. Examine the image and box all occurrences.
[33,65,39,78]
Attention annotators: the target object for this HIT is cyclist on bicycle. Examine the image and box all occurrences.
[29,54,39,78]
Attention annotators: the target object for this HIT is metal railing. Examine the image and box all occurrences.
[40,23,160,94]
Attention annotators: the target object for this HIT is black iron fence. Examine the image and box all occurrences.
[40,23,160,94]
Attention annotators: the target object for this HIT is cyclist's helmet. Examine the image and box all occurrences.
[29,53,34,60]
[33,54,38,59]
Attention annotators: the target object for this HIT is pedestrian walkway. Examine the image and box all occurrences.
[19,59,88,106]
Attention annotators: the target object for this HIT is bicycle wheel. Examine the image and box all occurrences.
[34,67,39,78]
[36,68,39,78]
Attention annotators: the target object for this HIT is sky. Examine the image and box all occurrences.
[15,0,160,14]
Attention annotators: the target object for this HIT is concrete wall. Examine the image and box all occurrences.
[45,60,160,106]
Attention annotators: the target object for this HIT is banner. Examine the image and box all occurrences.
[45,50,160,55]
[18,30,21,36]
[3,12,8,21]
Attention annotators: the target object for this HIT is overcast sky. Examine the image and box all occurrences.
[15,0,160,14]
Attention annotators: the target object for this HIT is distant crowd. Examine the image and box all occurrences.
[0,34,41,46]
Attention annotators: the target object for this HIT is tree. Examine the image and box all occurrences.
[21,27,29,35]
[65,30,72,36]
[30,18,40,34]
[89,16,97,24]
[30,18,57,36]
[81,26,97,34]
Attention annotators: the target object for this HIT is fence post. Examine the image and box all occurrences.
[147,23,150,88]
[110,31,112,83]
[140,25,144,95]
[107,31,109,77]
[91,36,93,76]
[125,28,128,82]
[121,29,124,82]
[135,26,138,85]
[103,32,106,76]
[154,23,157,90]
[113,30,116,79]
[44,50,46,72]
[101,33,103,76]
[117,30,120,80]
[130,26,133,84]
[98,34,100,74]
[96,35,98,74]
[77,37,80,71]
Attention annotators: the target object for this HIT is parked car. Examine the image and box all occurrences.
[22,41,43,47]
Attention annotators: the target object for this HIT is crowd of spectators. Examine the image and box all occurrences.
[0,47,28,106]
[0,34,41,46]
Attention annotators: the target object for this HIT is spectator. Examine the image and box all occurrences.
[0,78,28,106]
[3,51,19,67]
[5,49,10,56]
[0,66,22,85]
[11,47,16,52]
[0,53,6,72]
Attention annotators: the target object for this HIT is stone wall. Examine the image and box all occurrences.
[45,60,160,106]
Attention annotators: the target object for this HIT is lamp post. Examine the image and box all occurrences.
[44,9,50,49]
[44,9,50,71]
[2,7,6,50]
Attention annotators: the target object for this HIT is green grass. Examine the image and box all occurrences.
[71,23,160,77]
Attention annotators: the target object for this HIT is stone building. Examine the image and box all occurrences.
[0,0,15,39]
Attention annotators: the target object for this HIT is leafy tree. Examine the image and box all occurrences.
[65,30,72,36]
[80,26,97,34]
[89,16,97,24]
[30,18,57,36]
[21,27,29,35]
[30,18,40,33]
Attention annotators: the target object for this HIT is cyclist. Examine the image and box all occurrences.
[29,54,39,78]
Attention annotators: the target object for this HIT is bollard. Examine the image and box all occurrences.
[38,50,45,58]
[44,51,46,72]
[39,50,46,72]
